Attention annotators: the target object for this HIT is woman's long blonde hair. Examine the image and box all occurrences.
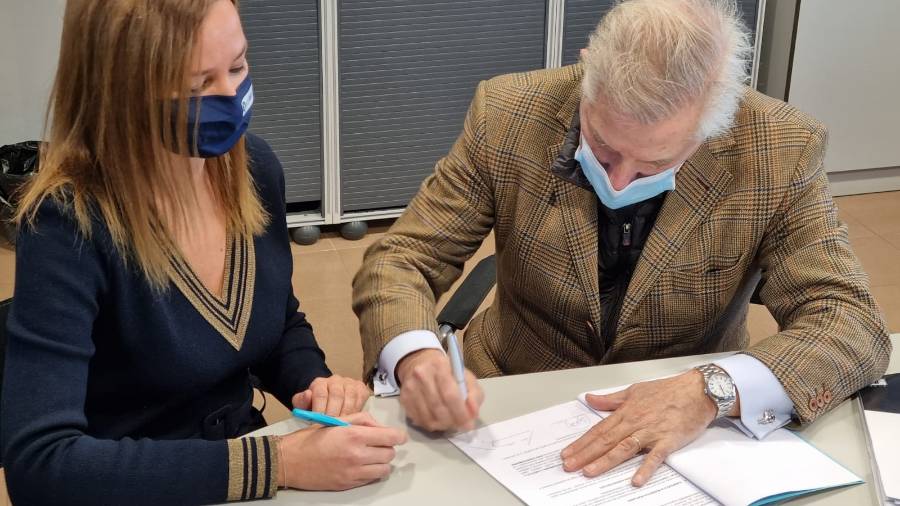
[16,0,267,289]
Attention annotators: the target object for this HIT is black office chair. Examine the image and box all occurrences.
[436,254,764,340]
[437,256,497,340]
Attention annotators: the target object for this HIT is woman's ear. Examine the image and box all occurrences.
[580,48,588,60]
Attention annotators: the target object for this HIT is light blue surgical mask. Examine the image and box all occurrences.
[574,133,682,209]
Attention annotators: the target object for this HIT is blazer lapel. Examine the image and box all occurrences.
[555,177,604,351]
[615,143,734,338]
[548,82,607,357]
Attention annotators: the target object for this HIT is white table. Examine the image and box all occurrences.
[245,334,899,505]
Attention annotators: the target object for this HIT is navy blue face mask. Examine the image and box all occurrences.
[178,75,254,158]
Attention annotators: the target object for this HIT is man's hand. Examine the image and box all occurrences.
[561,371,730,486]
[292,375,372,417]
[396,348,485,432]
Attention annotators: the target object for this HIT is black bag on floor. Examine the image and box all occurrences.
[0,141,41,246]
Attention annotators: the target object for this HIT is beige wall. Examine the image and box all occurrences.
[755,0,798,101]
[789,0,900,174]
[0,0,65,145]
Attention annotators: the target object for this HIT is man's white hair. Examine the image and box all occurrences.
[581,0,753,140]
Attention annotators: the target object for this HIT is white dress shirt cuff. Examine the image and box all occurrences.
[714,353,795,440]
[373,330,444,397]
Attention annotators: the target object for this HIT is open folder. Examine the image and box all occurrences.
[859,373,900,504]
[449,383,861,506]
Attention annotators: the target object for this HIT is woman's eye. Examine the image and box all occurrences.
[230,65,246,75]
[191,78,214,94]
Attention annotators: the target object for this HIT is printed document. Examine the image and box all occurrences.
[451,382,861,506]
[449,401,715,505]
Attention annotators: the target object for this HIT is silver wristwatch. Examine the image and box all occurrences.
[696,364,737,419]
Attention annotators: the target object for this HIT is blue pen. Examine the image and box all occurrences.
[292,408,350,427]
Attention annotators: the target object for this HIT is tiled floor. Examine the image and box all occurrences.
[0,192,897,503]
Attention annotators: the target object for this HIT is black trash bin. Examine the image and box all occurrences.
[0,141,41,246]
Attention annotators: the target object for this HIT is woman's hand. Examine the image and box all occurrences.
[278,412,408,491]
[291,375,372,416]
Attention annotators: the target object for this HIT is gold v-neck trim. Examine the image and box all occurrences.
[169,232,256,351]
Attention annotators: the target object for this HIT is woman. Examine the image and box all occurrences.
[0,1,405,504]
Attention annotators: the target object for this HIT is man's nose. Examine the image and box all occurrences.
[603,162,638,191]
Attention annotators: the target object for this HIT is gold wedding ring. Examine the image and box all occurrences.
[628,434,642,451]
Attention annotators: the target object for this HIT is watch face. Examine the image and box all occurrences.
[708,373,735,399]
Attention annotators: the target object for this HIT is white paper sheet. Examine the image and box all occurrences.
[865,409,900,500]
[449,401,716,506]
[579,386,862,506]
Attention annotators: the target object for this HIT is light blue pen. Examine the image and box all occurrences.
[292,408,350,427]
[440,324,468,401]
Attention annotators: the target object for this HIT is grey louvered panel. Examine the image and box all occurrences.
[561,1,760,65]
[737,0,759,41]
[240,0,322,205]
[561,1,614,66]
[339,0,547,212]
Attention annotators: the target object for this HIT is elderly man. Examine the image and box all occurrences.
[352,0,891,486]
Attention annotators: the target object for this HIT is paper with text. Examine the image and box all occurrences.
[579,385,862,506]
[449,401,716,506]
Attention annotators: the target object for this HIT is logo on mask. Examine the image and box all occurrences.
[241,85,254,116]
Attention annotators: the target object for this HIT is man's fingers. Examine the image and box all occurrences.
[583,434,643,477]
[463,373,485,431]
[419,374,454,430]
[401,381,439,430]
[465,370,485,410]
[585,389,628,412]
[632,442,674,487]
[437,370,472,429]
[311,381,329,413]
[561,412,622,460]
[563,417,631,472]
[408,361,457,431]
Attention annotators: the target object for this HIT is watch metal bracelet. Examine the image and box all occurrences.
[696,363,737,419]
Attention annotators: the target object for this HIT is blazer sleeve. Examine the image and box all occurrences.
[747,125,892,424]
[0,201,279,505]
[352,80,496,383]
[246,133,332,407]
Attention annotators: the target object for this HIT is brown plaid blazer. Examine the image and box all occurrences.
[352,64,891,424]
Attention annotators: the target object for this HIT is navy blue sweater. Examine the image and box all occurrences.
[1,134,331,504]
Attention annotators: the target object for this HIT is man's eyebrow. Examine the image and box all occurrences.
[590,124,673,166]
[586,124,610,148]
[642,156,674,166]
